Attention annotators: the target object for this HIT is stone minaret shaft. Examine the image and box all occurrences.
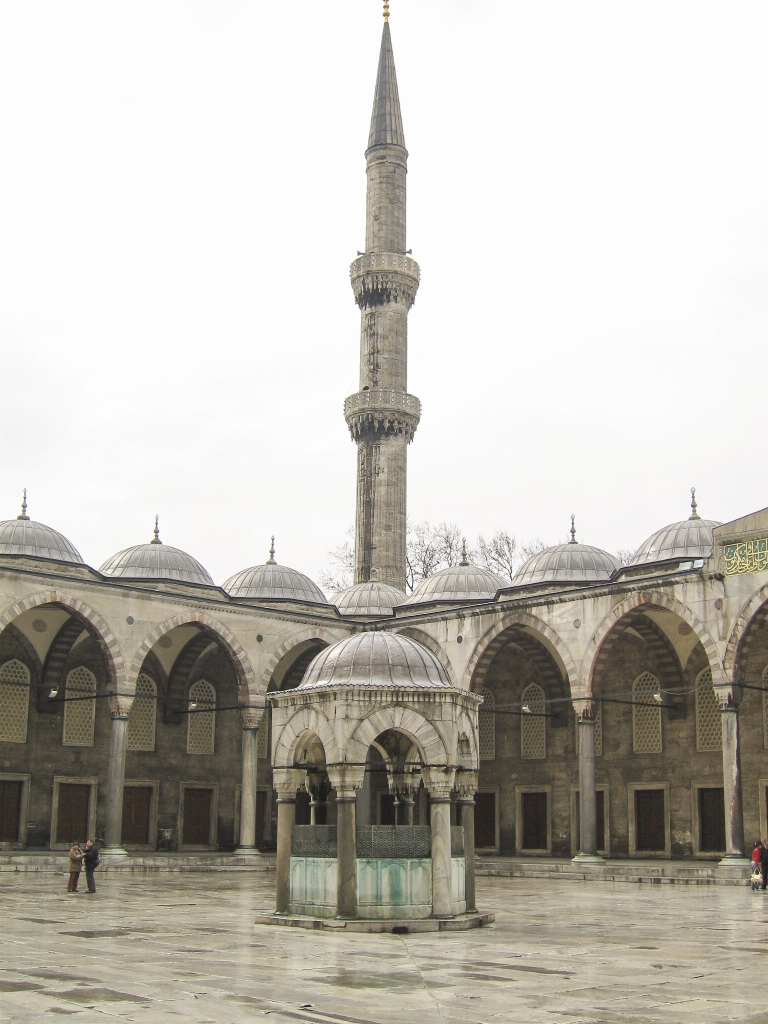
[345,21,420,592]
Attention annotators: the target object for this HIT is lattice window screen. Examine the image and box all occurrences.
[478,688,495,761]
[575,705,602,757]
[63,666,97,747]
[0,659,30,743]
[127,674,157,752]
[695,667,722,752]
[256,710,269,758]
[632,672,662,753]
[187,679,216,754]
[763,666,768,750]
[521,683,546,759]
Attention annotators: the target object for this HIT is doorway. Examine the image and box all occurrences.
[56,784,90,845]
[122,786,153,846]
[698,787,725,853]
[635,789,665,852]
[182,788,213,846]
[0,780,22,842]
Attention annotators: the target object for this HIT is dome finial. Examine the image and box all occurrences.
[151,515,162,544]
[370,566,379,581]
[267,536,276,564]
[383,0,390,22]
[17,488,29,521]
[689,487,700,521]
[460,538,469,566]
[569,514,577,544]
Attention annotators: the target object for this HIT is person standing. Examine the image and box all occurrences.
[760,840,768,892]
[66,843,83,893]
[83,839,100,894]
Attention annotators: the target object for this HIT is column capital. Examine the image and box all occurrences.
[272,768,305,800]
[109,696,132,717]
[240,706,264,730]
[576,700,598,723]
[327,764,365,799]
[454,769,478,800]
[422,765,456,800]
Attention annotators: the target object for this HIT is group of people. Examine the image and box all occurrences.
[66,840,100,893]
[751,839,768,891]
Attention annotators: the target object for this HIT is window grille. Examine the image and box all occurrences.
[695,667,722,752]
[187,679,215,754]
[63,666,97,747]
[521,683,546,759]
[632,672,662,753]
[255,710,268,758]
[575,704,602,757]
[127,674,157,751]
[478,687,495,760]
[0,659,30,743]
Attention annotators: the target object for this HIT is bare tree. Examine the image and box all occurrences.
[616,548,634,567]
[405,521,463,592]
[318,527,354,594]
[472,531,546,583]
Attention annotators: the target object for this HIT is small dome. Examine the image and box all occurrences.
[405,555,506,605]
[299,632,451,690]
[513,517,619,586]
[224,538,327,604]
[0,495,84,565]
[100,518,213,586]
[334,579,406,616]
[631,490,720,567]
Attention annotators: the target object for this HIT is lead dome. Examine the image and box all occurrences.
[224,539,327,604]
[100,518,214,586]
[298,631,450,690]
[405,545,506,605]
[0,493,84,565]
[333,576,406,616]
[513,517,619,586]
[630,491,721,566]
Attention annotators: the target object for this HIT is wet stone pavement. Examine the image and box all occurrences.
[1,873,767,1024]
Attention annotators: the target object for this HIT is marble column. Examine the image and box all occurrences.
[236,708,261,854]
[455,770,478,914]
[104,703,131,854]
[574,704,603,863]
[327,766,364,920]
[401,796,415,825]
[423,767,456,919]
[272,768,304,915]
[720,698,747,863]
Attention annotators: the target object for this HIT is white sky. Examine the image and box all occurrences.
[1,1,766,588]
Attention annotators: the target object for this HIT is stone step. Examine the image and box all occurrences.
[0,852,276,873]
[475,856,750,885]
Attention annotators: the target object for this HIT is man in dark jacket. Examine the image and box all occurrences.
[760,839,768,891]
[83,839,100,894]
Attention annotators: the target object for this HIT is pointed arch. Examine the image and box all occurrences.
[130,611,256,705]
[0,589,125,693]
[346,707,450,767]
[723,581,768,681]
[581,591,725,694]
[259,628,347,692]
[464,612,576,694]
[271,704,339,767]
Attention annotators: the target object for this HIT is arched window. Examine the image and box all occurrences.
[0,659,30,743]
[632,672,662,753]
[256,708,269,758]
[126,674,157,752]
[478,687,495,761]
[695,666,722,752]
[762,666,768,750]
[187,679,216,754]
[63,666,97,747]
[521,682,546,759]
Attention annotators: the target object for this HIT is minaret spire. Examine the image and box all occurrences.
[344,15,420,592]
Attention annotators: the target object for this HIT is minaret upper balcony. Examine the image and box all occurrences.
[344,387,421,443]
[350,251,420,310]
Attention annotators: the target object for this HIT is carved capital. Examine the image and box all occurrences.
[454,769,478,800]
[272,768,305,800]
[240,707,264,730]
[109,695,133,717]
[577,701,598,724]
[327,765,365,799]
[421,765,456,800]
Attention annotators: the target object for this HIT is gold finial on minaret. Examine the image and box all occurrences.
[383,1,390,22]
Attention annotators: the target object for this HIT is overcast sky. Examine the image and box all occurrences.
[1,1,766,589]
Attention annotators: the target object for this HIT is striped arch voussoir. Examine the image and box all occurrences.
[464,612,576,694]
[723,581,768,681]
[130,611,256,704]
[0,589,127,692]
[259,627,345,692]
[582,591,725,693]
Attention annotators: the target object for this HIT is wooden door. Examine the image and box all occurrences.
[698,788,725,853]
[635,789,665,851]
[522,791,548,850]
[575,790,606,852]
[122,786,152,845]
[183,788,212,845]
[0,781,22,842]
[474,792,496,848]
[57,784,90,845]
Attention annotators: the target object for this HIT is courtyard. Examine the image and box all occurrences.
[0,874,766,1024]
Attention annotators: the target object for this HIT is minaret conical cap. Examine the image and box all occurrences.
[368,22,405,150]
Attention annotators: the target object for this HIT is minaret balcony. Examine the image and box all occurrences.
[350,252,420,310]
[344,388,421,443]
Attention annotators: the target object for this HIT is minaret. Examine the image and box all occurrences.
[344,7,420,592]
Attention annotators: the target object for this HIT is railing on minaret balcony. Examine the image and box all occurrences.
[344,389,421,442]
